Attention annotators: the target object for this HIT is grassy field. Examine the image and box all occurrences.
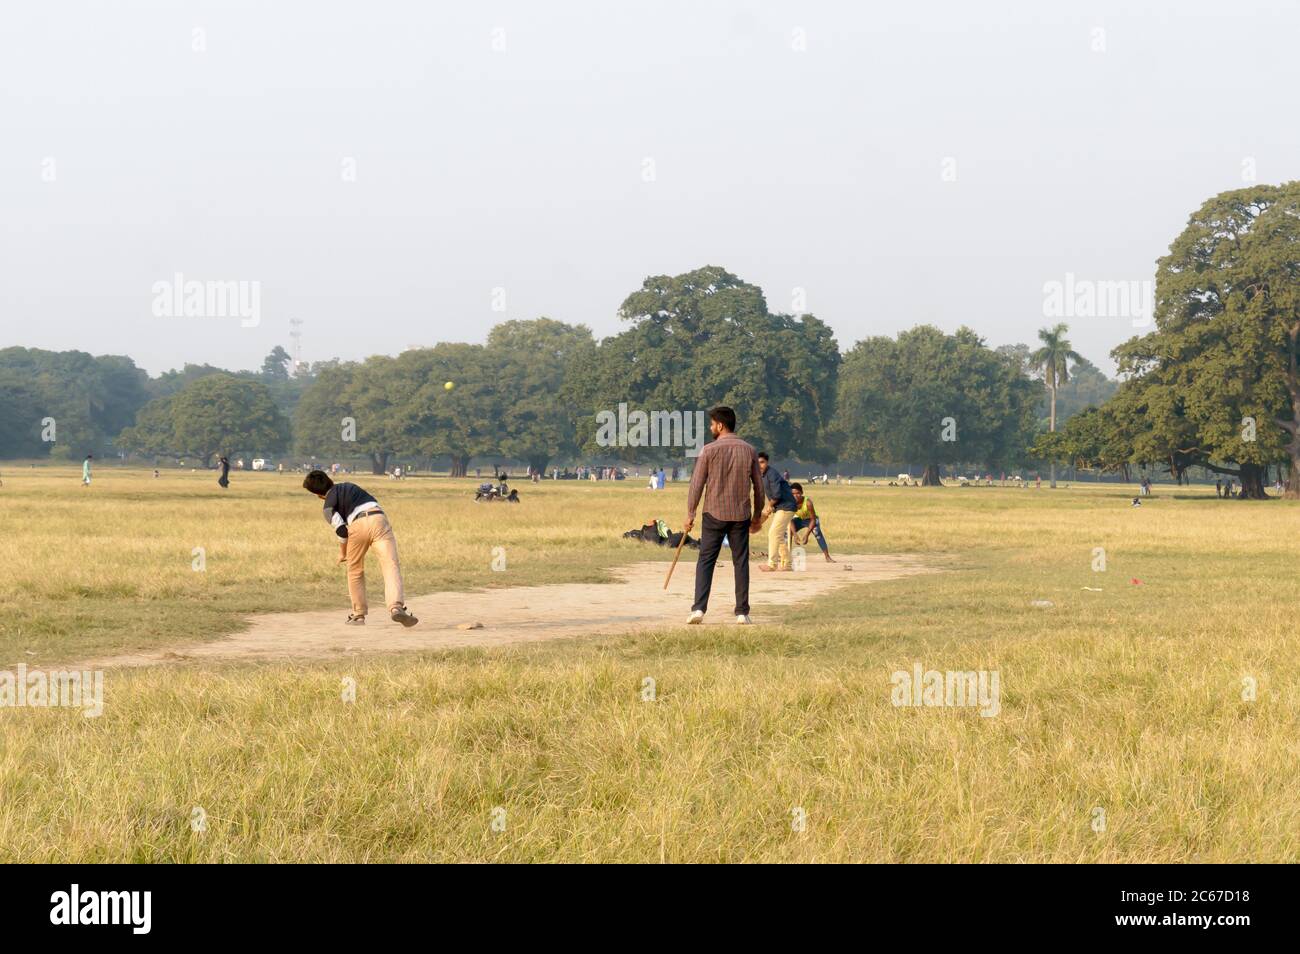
[1,466,1297,862]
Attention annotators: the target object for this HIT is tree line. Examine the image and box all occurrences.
[0,278,1147,481]
[3,183,1295,495]
[0,274,1108,479]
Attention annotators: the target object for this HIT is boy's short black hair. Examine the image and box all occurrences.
[757,452,769,462]
[302,470,334,495]
[709,406,737,432]
[790,482,803,492]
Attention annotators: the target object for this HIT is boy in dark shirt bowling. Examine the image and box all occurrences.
[303,469,418,627]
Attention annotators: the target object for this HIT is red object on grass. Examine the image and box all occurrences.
[1130,578,1143,585]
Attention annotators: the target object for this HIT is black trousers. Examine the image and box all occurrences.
[692,512,751,615]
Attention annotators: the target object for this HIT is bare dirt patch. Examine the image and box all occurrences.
[81,554,933,669]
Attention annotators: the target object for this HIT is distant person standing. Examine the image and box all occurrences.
[1215,479,1223,498]
[683,406,764,625]
[217,455,230,489]
[81,454,92,486]
[757,452,797,572]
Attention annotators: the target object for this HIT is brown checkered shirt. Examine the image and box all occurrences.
[686,432,763,523]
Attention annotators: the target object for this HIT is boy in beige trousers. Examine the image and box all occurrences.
[303,469,418,627]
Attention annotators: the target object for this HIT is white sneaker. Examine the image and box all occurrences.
[735,614,752,625]
[687,610,705,625]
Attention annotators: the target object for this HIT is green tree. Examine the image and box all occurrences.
[115,394,179,459]
[292,364,364,465]
[1033,403,1135,481]
[260,346,292,381]
[564,266,839,462]
[294,359,411,474]
[836,326,1037,485]
[148,363,228,399]
[998,345,1116,426]
[122,375,289,465]
[1030,323,1082,488]
[294,347,503,475]
[488,318,594,474]
[1111,182,1300,498]
[0,348,150,459]
[330,355,411,474]
[397,344,504,476]
[0,369,48,458]
[171,375,289,463]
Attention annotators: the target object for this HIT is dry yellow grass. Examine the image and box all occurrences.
[0,467,1296,861]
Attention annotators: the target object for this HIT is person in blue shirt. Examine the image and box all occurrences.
[756,452,797,571]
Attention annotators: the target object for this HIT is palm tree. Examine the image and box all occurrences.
[1031,323,1082,489]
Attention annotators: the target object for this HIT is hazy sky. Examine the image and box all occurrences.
[3,0,1297,376]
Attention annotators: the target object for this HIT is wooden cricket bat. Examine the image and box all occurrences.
[663,527,690,589]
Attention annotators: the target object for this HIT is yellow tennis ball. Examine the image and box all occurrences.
[444,381,455,391]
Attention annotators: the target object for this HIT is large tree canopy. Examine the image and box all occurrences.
[1110,182,1300,498]
[119,374,289,464]
[292,323,593,476]
[1034,402,1137,481]
[293,363,368,467]
[397,343,504,477]
[293,358,416,475]
[488,318,594,474]
[0,347,150,459]
[835,325,1038,484]
[564,266,840,460]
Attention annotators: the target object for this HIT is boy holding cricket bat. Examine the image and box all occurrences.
[682,406,764,625]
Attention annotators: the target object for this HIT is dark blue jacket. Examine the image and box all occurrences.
[762,468,797,512]
[322,482,380,538]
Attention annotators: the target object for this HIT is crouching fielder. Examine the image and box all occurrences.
[303,469,419,627]
[790,482,834,563]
